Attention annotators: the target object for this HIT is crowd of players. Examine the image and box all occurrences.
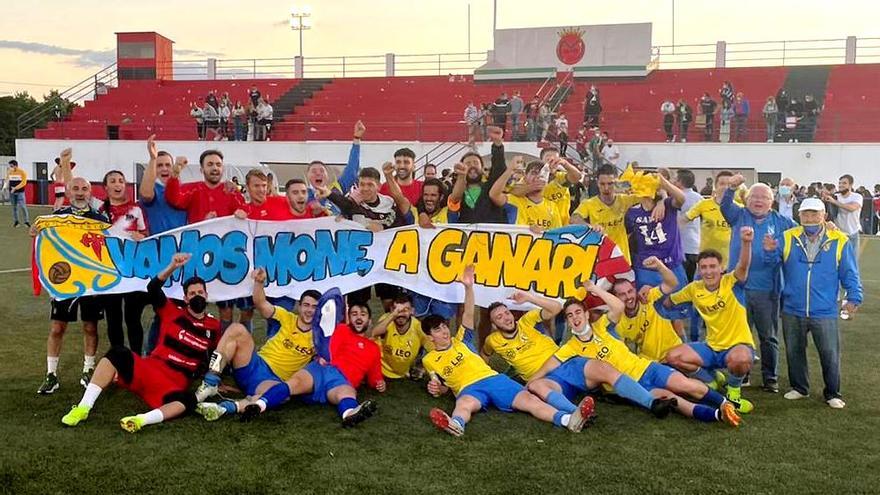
[31,121,863,436]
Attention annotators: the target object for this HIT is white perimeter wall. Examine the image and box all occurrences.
[14,139,880,188]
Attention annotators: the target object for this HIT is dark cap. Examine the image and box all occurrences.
[8,159,18,166]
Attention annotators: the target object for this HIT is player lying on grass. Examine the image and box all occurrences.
[664,227,757,413]
[370,294,432,380]
[62,253,222,432]
[537,280,741,426]
[194,269,375,426]
[422,266,595,437]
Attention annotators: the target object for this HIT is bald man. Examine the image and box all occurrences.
[720,175,796,393]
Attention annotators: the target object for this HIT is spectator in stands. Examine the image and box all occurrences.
[206,91,218,110]
[763,96,779,143]
[786,97,803,142]
[700,177,714,196]
[588,127,605,169]
[248,85,261,107]
[232,101,246,141]
[221,92,231,109]
[720,80,735,107]
[555,113,570,156]
[479,103,491,140]
[164,149,246,224]
[255,98,273,141]
[733,92,750,142]
[699,92,717,142]
[801,94,820,142]
[661,99,676,142]
[602,137,620,168]
[464,101,480,146]
[538,102,552,141]
[247,103,258,141]
[202,102,220,141]
[584,86,602,127]
[492,92,511,131]
[575,125,589,162]
[381,148,423,207]
[775,177,797,221]
[676,99,692,143]
[525,97,540,141]
[509,91,524,140]
[423,164,437,181]
[218,101,230,140]
[719,100,734,143]
[190,102,205,140]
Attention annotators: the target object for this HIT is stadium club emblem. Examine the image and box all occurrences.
[556,27,586,66]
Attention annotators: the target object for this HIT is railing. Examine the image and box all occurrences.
[17,63,118,136]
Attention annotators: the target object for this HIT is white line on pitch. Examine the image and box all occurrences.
[0,268,29,274]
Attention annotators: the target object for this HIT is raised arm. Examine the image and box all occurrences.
[251,268,274,319]
[507,290,563,321]
[733,226,754,283]
[368,310,397,338]
[382,161,412,214]
[488,160,515,207]
[720,175,745,224]
[448,162,468,204]
[163,160,194,210]
[642,256,680,294]
[337,121,365,194]
[459,264,476,330]
[583,279,624,324]
[139,135,159,202]
[658,173,685,209]
[550,155,583,186]
[485,126,507,187]
[148,252,191,308]
[59,148,73,185]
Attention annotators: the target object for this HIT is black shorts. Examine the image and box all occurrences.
[50,296,104,323]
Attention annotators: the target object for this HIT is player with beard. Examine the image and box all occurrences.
[285,178,328,219]
[417,178,457,226]
[380,147,423,207]
[571,165,641,264]
[317,164,414,309]
[306,121,365,214]
[508,148,581,225]
[371,294,432,379]
[447,126,510,225]
[481,292,561,381]
[328,302,385,392]
[164,149,247,224]
[34,148,106,395]
[489,157,562,233]
[98,170,151,356]
[62,253,222,432]
[551,283,741,426]
[195,270,376,426]
[139,135,187,235]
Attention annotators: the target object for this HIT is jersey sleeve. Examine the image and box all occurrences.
[271,305,294,327]
[553,341,576,362]
[518,309,547,335]
[457,326,478,354]
[621,194,641,209]
[668,283,694,305]
[367,344,384,388]
[573,200,590,221]
[684,200,703,221]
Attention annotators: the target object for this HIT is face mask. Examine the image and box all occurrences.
[779,186,791,197]
[803,224,823,236]
[188,295,207,313]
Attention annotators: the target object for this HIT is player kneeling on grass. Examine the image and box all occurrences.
[422,266,594,437]
[194,269,375,426]
[543,280,740,426]
[664,227,757,413]
[62,253,222,432]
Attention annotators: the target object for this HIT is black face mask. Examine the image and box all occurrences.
[188,295,207,313]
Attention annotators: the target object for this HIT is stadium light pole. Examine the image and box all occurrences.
[290,6,313,58]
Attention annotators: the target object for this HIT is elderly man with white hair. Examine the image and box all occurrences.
[720,175,796,393]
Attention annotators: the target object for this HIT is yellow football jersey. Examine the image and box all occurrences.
[669,273,755,351]
[573,194,640,263]
[376,317,432,379]
[422,327,497,395]
[429,207,449,224]
[615,287,682,362]
[482,309,558,381]
[685,198,733,263]
[505,194,562,231]
[258,306,316,380]
[544,171,572,225]
[554,315,652,381]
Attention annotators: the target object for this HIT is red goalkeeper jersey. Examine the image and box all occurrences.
[329,324,383,389]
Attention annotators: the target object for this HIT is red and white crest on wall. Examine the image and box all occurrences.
[556,27,586,66]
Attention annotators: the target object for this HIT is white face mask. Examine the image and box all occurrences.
[538,164,551,183]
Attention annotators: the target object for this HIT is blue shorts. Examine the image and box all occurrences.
[412,293,457,320]
[545,357,590,399]
[459,374,524,412]
[637,362,675,391]
[299,361,350,405]
[687,342,755,371]
[216,296,255,310]
[635,263,690,319]
[232,351,282,396]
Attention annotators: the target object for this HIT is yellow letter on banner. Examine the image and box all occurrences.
[427,229,465,284]
[384,230,420,274]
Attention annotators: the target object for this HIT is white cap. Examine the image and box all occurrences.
[799,197,826,212]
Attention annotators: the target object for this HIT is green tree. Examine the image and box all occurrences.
[0,90,77,155]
